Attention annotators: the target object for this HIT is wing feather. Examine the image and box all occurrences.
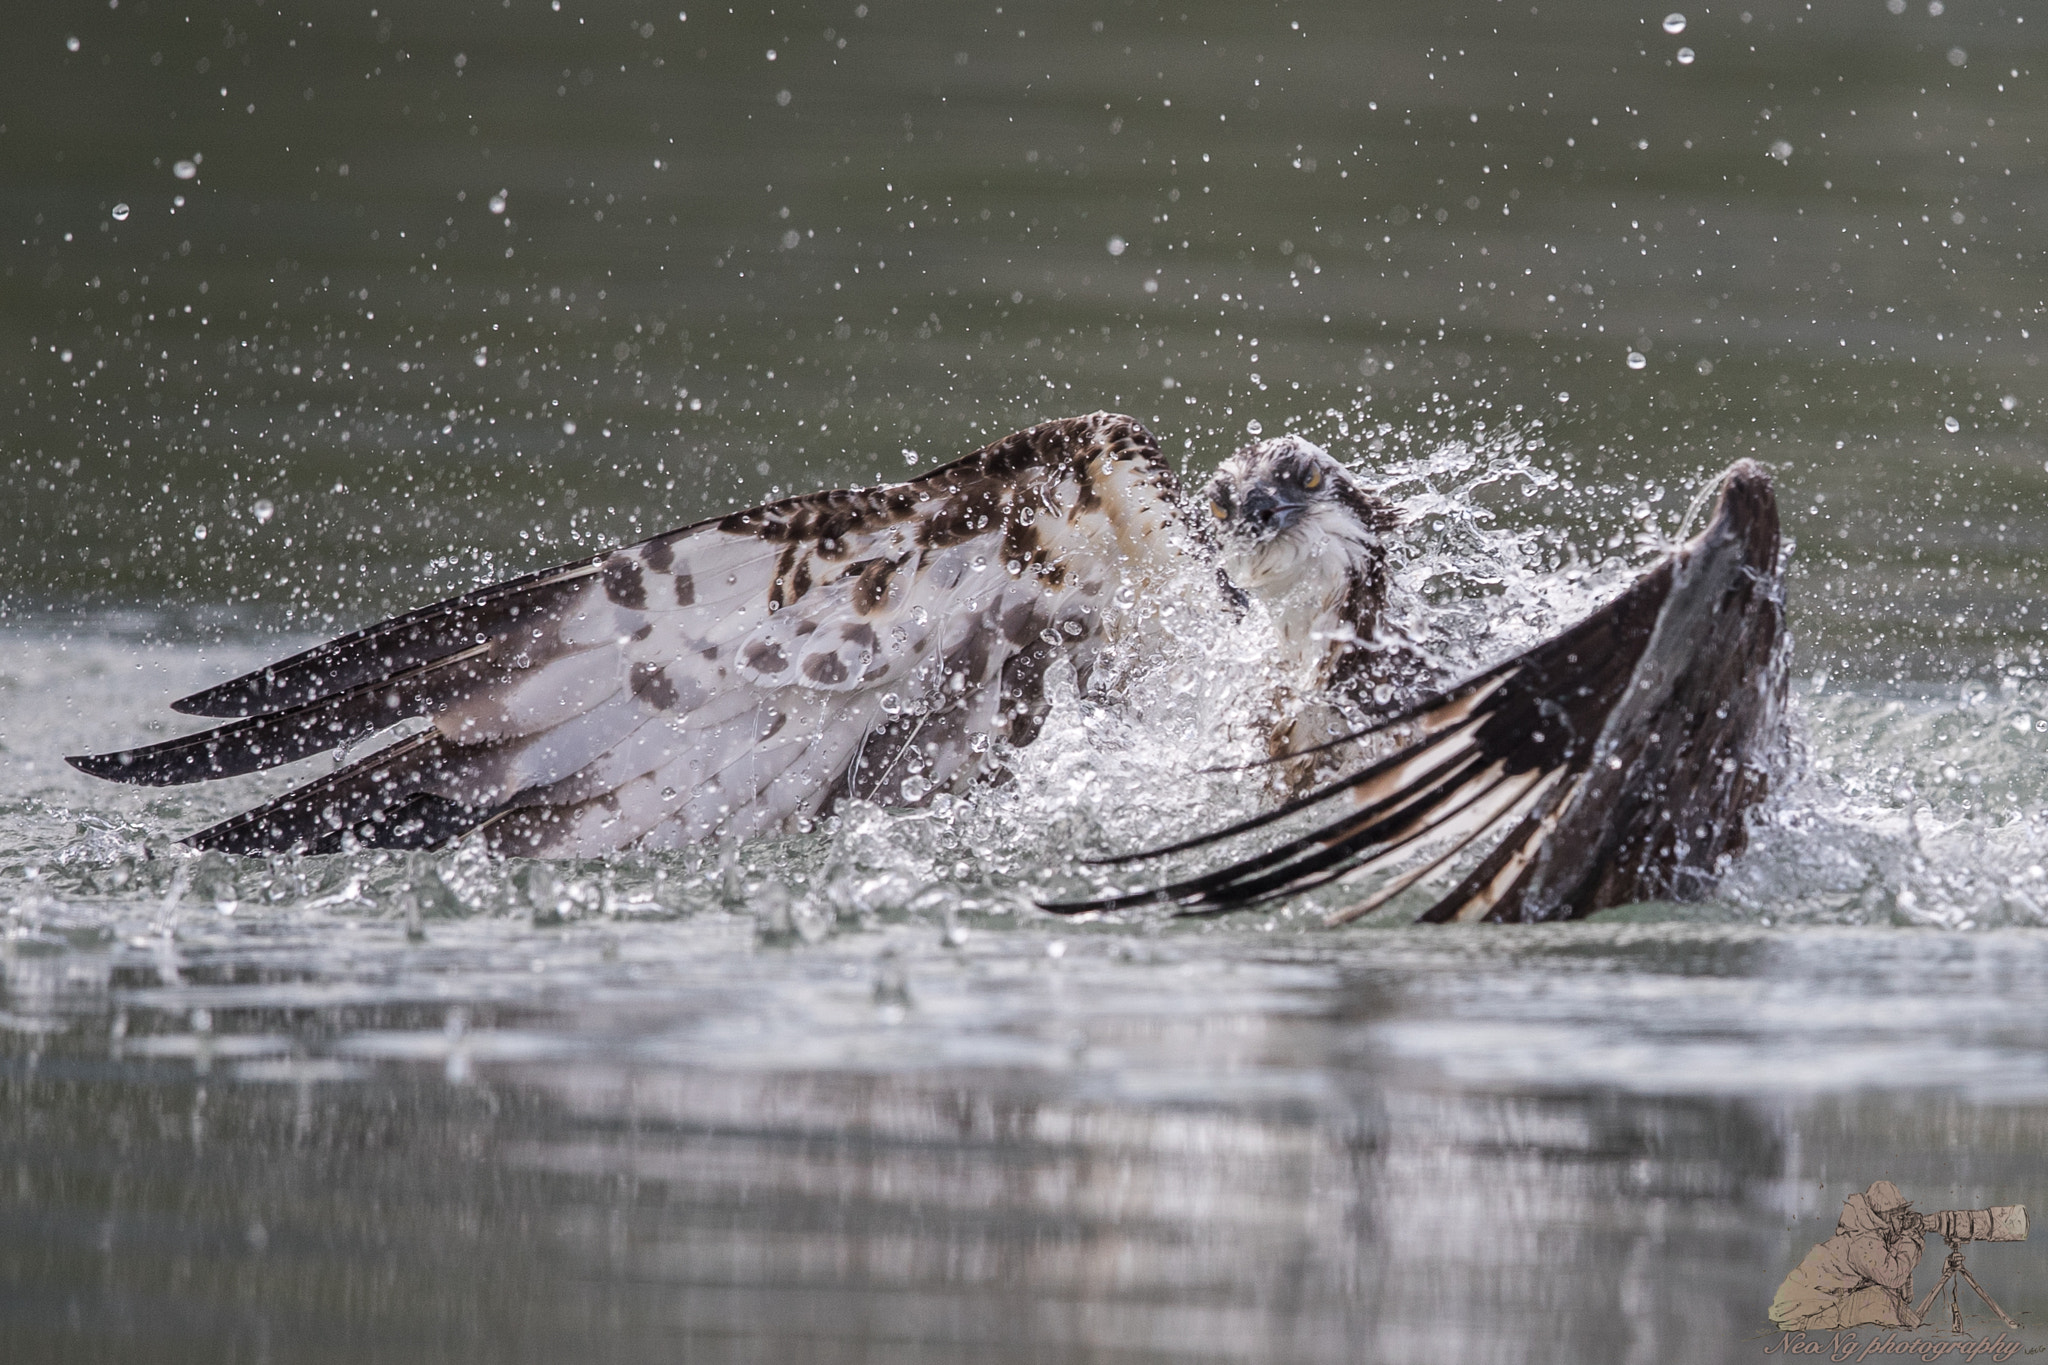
[79,413,1187,856]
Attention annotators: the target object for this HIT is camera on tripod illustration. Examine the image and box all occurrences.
[1904,1204,2028,1333]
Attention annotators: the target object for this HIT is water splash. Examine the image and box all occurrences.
[8,419,2045,939]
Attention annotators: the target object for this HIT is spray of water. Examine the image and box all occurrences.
[9,426,2048,940]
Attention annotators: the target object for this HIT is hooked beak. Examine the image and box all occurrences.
[1233,483,1306,542]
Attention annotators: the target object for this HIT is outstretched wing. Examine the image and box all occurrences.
[71,413,1185,856]
[1046,461,1786,925]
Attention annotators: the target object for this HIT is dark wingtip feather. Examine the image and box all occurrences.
[1034,890,1164,917]
[63,725,350,787]
[60,693,407,788]
[168,682,253,718]
[180,734,499,855]
[184,790,486,856]
[66,751,135,781]
[166,562,600,719]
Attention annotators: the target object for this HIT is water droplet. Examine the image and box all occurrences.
[1106,235,1126,256]
[1246,418,1263,434]
[1556,391,1571,403]
[1768,140,1794,162]
[780,229,800,249]
[1945,416,1961,433]
[1696,358,1714,375]
[1887,0,1905,12]
[1947,47,1967,67]
[252,498,275,524]
[192,524,208,541]
[902,447,920,466]
[173,159,198,180]
[65,35,81,52]
[110,203,130,221]
[1626,351,1648,370]
[561,419,577,435]
[1676,46,1695,64]
[2001,395,2018,411]
[899,774,930,801]
[472,348,488,367]
[1662,12,1686,33]
[59,350,73,364]
[488,192,507,214]
[880,693,902,715]
[765,47,777,60]
[776,88,791,106]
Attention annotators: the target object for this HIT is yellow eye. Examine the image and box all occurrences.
[1303,468,1323,490]
[1211,500,1230,520]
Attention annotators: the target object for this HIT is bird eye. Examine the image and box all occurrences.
[1211,499,1230,520]
[1302,467,1323,490]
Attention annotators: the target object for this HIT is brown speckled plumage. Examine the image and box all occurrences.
[71,414,1183,856]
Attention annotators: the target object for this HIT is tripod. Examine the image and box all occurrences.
[1914,1236,2019,1334]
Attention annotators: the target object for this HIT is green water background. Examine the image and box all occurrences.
[3,0,2041,680]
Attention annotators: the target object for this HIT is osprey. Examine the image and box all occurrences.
[71,413,1786,924]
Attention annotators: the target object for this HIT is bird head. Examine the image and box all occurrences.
[1202,435,1396,597]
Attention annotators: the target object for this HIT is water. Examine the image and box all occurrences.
[5,0,2048,1358]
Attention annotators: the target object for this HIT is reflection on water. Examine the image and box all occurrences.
[10,627,2048,1359]
[9,918,2048,1363]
